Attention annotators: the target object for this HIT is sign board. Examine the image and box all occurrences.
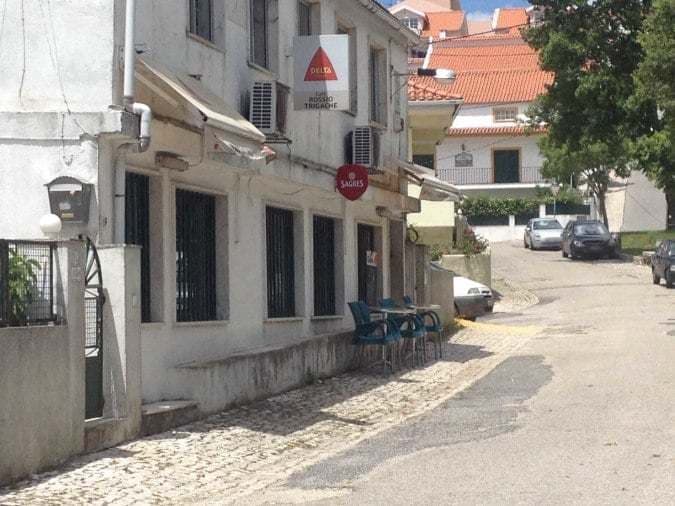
[294,35,349,111]
[336,164,369,201]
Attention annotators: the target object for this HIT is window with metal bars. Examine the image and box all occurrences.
[176,189,216,322]
[266,207,295,318]
[189,0,212,41]
[313,216,336,316]
[125,172,151,323]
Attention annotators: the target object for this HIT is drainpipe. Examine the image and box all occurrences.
[114,0,152,243]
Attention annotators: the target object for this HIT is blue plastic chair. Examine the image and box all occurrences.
[379,298,426,367]
[348,301,400,373]
[403,296,444,360]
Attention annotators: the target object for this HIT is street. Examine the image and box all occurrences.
[251,242,675,505]
[1,242,673,505]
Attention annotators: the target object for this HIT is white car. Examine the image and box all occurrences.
[453,276,494,319]
[524,218,563,250]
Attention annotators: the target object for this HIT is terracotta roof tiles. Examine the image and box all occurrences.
[443,68,552,104]
[408,75,462,101]
[495,8,529,34]
[421,11,466,38]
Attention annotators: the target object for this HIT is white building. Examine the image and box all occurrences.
[0,0,432,420]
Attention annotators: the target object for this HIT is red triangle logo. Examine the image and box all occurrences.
[304,47,338,81]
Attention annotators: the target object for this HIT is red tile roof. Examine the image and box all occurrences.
[408,75,462,101]
[443,68,552,104]
[421,11,466,38]
[430,44,540,72]
[446,125,546,137]
[495,8,529,34]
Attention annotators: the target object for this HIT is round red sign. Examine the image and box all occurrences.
[336,164,369,201]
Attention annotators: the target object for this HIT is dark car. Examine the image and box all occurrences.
[561,219,618,260]
[651,239,675,288]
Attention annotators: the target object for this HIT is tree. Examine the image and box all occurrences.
[525,1,652,227]
[632,0,675,229]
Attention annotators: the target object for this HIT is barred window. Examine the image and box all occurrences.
[493,106,518,122]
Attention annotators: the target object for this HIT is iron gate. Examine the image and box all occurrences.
[83,237,105,419]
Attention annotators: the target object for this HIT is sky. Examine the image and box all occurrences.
[380,1,531,20]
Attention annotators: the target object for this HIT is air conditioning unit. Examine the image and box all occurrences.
[352,127,374,167]
[249,81,277,134]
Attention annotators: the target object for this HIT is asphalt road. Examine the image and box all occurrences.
[262,242,675,505]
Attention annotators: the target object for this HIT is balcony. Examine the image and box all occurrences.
[437,166,549,186]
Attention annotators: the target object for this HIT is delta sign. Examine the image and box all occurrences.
[293,35,349,111]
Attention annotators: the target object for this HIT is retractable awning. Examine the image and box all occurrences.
[136,58,266,144]
[399,161,462,202]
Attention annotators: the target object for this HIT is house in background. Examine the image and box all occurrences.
[430,7,553,199]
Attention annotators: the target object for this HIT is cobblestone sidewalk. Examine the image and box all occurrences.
[0,320,542,505]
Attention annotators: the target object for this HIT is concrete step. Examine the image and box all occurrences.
[141,400,200,437]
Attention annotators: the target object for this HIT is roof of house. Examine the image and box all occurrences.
[421,11,466,38]
[408,75,462,101]
[389,0,453,15]
[466,19,492,35]
[495,7,529,34]
[441,68,552,104]
[446,125,546,137]
[430,44,540,72]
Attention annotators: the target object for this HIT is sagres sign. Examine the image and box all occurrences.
[336,164,369,201]
[294,35,349,111]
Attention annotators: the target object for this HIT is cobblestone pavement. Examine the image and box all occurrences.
[0,316,543,505]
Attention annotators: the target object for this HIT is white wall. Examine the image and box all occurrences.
[437,134,544,172]
[451,103,532,129]
[0,242,85,485]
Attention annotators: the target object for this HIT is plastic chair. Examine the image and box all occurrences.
[348,301,400,373]
[379,298,426,367]
[403,295,444,360]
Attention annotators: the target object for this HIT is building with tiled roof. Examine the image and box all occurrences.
[408,75,462,102]
[421,11,467,39]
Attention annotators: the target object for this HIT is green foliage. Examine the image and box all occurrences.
[524,1,652,226]
[631,0,675,224]
[7,251,40,324]
[430,243,451,261]
[620,230,675,256]
[459,189,582,218]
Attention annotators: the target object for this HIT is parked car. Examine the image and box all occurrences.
[651,239,674,288]
[454,275,494,319]
[561,219,618,259]
[524,218,563,250]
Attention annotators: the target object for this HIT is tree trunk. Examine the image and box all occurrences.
[666,190,675,230]
[597,191,610,229]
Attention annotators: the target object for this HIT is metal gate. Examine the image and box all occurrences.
[83,237,105,419]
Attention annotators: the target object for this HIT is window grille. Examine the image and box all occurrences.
[266,207,295,318]
[125,172,151,323]
[493,106,518,122]
[298,1,311,35]
[176,189,216,322]
[313,216,336,316]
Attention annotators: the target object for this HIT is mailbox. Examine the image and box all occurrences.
[45,176,93,223]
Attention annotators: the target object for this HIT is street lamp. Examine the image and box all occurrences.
[551,181,561,217]
[392,67,457,97]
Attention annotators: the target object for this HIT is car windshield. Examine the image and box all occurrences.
[668,243,675,256]
[533,220,562,230]
[574,223,608,236]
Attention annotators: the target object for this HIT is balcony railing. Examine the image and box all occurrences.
[437,166,549,186]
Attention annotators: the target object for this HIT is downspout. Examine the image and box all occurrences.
[114,0,152,243]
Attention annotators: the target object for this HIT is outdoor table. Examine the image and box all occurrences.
[409,304,441,312]
[368,306,417,316]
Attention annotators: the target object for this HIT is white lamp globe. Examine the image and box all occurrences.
[40,213,62,236]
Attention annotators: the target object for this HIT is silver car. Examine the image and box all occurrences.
[524,218,563,250]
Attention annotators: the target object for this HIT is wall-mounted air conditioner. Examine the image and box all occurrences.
[352,126,374,167]
[249,81,277,134]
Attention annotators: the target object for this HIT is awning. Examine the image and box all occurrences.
[399,160,463,202]
[208,134,276,169]
[136,58,266,144]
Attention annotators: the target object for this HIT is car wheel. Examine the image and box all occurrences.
[666,271,673,289]
[524,238,529,249]
[652,268,660,285]
[454,303,461,318]
[562,249,568,258]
